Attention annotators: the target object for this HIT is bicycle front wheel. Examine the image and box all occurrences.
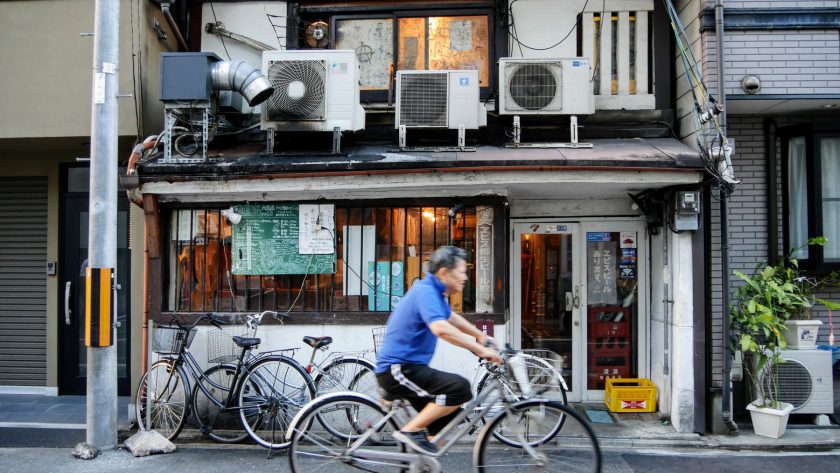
[191,364,248,443]
[135,360,188,441]
[289,394,405,473]
[474,400,601,473]
[239,356,316,449]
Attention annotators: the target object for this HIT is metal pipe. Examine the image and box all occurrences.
[161,2,188,51]
[87,0,119,449]
[765,118,779,265]
[210,61,274,107]
[716,1,738,434]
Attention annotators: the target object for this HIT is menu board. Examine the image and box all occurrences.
[231,204,335,275]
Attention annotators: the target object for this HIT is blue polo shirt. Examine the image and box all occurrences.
[375,273,452,374]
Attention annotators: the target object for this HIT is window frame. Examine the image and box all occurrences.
[326,6,497,102]
[780,124,840,272]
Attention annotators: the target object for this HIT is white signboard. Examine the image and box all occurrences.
[299,204,335,254]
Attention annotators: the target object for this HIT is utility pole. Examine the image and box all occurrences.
[86,0,120,449]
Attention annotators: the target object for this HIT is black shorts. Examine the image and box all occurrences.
[376,364,472,408]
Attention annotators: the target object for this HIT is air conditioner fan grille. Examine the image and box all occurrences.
[399,73,448,127]
[506,63,559,111]
[762,359,812,408]
[266,60,326,121]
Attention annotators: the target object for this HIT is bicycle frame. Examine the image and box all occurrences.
[300,375,520,471]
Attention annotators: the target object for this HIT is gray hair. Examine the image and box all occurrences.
[427,246,467,275]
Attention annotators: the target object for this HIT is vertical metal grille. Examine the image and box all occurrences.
[399,73,448,127]
[168,204,483,314]
[0,177,47,386]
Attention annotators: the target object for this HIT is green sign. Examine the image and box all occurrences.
[231,204,335,275]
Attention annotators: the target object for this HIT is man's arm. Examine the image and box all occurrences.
[447,311,492,346]
[429,320,500,362]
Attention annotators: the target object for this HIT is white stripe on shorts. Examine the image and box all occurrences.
[391,364,433,398]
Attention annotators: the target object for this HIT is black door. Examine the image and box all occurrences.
[59,165,131,395]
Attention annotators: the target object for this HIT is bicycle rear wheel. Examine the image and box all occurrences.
[288,394,405,473]
[239,356,316,449]
[315,358,378,439]
[474,400,601,473]
[191,364,249,443]
[135,360,188,441]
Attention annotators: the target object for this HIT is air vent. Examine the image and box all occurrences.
[764,359,812,408]
[265,60,327,121]
[398,73,448,127]
[507,63,560,111]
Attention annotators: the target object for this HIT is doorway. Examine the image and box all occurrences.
[511,220,646,402]
[58,165,131,395]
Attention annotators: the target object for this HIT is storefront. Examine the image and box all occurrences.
[131,138,704,420]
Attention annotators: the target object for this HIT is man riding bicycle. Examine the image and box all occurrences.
[375,246,501,455]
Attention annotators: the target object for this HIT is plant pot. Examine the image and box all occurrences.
[746,401,794,438]
[784,319,822,349]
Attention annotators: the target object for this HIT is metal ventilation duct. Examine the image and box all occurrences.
[211,60,274,107]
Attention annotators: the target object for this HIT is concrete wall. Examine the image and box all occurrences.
[0,0,175,140]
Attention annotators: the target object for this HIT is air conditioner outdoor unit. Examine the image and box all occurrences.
[498,57,594,115]
[395,70,486,148]
[261,49,365,133]
[760,349,834,414]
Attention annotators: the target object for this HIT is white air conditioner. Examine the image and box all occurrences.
[498,57,594,115]
[261,49,365,132]
[395,70,487,130]
[760,349,834,414]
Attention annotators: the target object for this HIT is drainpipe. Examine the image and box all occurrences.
[161,2,189,51]
[715,0,739,435]
[765,118,779,266]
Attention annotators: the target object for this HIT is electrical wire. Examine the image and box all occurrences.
[210,2,232,60]
[505,0,590,52]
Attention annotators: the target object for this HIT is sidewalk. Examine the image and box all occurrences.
[1,394,838,452]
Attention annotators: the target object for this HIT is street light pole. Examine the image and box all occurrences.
[86,0,120,449]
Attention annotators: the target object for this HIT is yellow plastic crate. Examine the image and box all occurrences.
[604,378,656,413]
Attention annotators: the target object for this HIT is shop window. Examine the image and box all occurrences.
[782,128,840,269]
[166,204,491,315]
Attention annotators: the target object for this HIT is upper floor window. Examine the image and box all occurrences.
[331,13,491,93]
[782,127,840,269]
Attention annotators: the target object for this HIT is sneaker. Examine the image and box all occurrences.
[393,429,439,455]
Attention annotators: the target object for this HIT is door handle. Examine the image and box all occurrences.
[65,281,72,325]
[573,285,581,309]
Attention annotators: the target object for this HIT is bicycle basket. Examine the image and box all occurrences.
[207,325,253,364]
[372,326,387,354]
[152,325,196,355]
[506,349,564,397]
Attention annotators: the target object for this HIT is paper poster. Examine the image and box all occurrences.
[587,236,617,305]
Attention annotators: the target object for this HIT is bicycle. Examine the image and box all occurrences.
[474,349,569,447]
[286,347,602,473]
[135,312,316,449]
[200,310,378,446]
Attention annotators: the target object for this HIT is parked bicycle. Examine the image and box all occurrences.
[135,312,315,449]
[286,347,602,473]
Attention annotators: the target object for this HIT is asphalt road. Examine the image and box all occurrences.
[1,446,840,473]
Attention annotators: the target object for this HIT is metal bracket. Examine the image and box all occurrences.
[512,115,521,145]
[503,114,593,149]
[332,127,342,154]
[398,125,407,148]
[457,125,466,148]
[265,128,275,155]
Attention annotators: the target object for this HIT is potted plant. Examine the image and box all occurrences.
[730,237,839,437]
[730,268,794,438]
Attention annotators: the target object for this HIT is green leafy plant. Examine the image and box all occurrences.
[730,237,839,408]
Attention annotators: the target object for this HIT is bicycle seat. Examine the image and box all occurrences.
[232,336,261,349]
[377,386,400,402]
[303,336,333,349]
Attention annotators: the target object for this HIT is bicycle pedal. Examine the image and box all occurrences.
[199,426,212,435]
